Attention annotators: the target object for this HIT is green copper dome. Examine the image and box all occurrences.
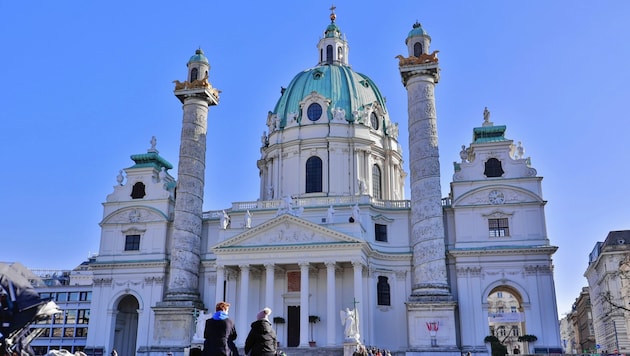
[188,49,209,65]
[406,21,430,42]
[272,64,389,128]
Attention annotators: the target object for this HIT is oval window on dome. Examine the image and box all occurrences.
[307,103,323,121]
[370,112,379,130]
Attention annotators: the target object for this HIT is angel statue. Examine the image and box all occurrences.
[340,308,359,341]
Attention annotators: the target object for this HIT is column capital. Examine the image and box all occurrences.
[298,261,310,269]
[239,264,250,271]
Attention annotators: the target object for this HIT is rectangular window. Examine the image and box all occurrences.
[64,327,74,337]
[52,328,63,337]
[53,313,65,324]
[79,291,92,301]
[68,292,79,301]
[489,218,509,237]
[287,271,300,292]
[66,310,77,324]
[125,234,141,251]
[75,327,88,337]
[56,292,67,302]
[77,309,90,324]
[375,224,388,242]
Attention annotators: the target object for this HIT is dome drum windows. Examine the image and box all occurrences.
[305,156,323,193]
[299,92,331,124]
[307,103,323,121]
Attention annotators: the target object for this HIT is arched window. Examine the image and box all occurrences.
[484,158,504,177]
[131,182,146,199]
[320,49,323,63]
[326,45,333,64]
[337,46,343,62]
[413,42,423,57]
[372,165,382,199]
[306,156,323,193]
[377,276,391,306]
[190,68,198,82]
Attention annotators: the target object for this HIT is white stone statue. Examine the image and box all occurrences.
[245,210,252,229]
[327,205,335,223]
[116,170,124,185]
[193,310,211,342]
[220,210,230,230]
[516,141,525,159]
[351,204,360,223]
[158,167,167,182]
[459,145,468,163]
[332,107,346,121]
[340,308,359,340]
[483,107,490,123]
[149,136,157,151]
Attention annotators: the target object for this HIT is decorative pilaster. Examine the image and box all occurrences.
[264,263,275,309]
[299,262,310,347]
[325,261,337,346]
[238,264,250,347]
[215,265,225,303]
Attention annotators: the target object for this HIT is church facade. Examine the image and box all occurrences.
[85,11,561,356]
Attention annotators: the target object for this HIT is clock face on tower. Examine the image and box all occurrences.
[488,190,505,205]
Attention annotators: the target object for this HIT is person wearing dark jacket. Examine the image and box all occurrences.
[244,308,277,356]
[203,301,237,356]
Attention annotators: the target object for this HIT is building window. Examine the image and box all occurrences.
[125,234,141,251]
[497,326,506,337]
[497,292,503,298]
[377,276,391,306]
[55,292,67,302]
[489,218,509,237]
[326,45,333,64]
[131,182,146,199]
[370,112,379,130]
[413,42,423,57]
[66,310,77,324]
[511,306,517,313]
[337,46,343,61]
[306,156,323,193]
[375,223,388,242]
[372,165,382,199]
[77,309,90,324]
[79,291,91,301]
[484,158,504,178]
[307,103,322,121]
[68,292,79,301]
[75,327,88,337]
[190,67,198,82]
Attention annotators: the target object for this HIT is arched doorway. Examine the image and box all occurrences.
[113,295,139,356]
[487,286,526,355]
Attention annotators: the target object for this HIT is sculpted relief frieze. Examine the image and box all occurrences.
[105,207,166,224]
[457,188,535,206]
[240,225,339,246]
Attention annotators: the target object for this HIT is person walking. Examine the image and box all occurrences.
[244,308,277,356]
[203,301,237,356]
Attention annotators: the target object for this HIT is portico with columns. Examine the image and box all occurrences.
[207,213,377,348]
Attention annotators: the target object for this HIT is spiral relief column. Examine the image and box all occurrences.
[399,22,457,351]
[152,49,220,352]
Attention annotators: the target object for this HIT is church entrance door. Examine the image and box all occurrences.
[287,306,300,347]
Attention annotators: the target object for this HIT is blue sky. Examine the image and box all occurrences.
[1,1,629,318]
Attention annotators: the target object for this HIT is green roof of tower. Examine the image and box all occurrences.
[188,48,208,65]
[406,21,430,42]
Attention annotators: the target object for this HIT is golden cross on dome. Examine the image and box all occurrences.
[330,4,337,21]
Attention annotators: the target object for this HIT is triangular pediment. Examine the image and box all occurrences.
[212,214,363,251]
